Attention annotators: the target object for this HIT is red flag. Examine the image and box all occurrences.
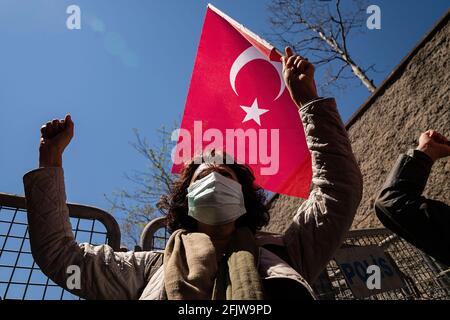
[171,4,312,198]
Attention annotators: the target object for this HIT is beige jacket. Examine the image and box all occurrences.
[23,98,363,300]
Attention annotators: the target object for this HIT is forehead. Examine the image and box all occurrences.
[190,163,238,184]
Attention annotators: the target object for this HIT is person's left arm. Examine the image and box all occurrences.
[280,48,363,284]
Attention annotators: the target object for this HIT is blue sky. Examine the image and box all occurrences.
[1,0,448,218]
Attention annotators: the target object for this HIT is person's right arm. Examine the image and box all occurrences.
[375,130,450,265]
[24,115,161,299]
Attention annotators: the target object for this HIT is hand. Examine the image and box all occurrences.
[281,47,319,108]
[39,114,74,167]
[416,130,450,162]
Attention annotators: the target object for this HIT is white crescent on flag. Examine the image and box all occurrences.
[229,46,285,101]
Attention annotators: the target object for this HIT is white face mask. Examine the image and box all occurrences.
[187,171,246,226]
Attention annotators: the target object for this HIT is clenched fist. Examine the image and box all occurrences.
[281,47,318,108]
[39,114,74,167]
[416,130,450,162]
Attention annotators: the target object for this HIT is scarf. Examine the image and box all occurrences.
[163,227,264,300]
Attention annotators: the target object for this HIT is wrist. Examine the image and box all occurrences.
[416,146,437,163]
[39,156,62,168]
[298,95,320,107]
[39,147,63,168]
[291,92,319,108]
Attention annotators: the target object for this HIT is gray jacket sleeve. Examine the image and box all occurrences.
[283,98,363,284]
[23,167,160,300]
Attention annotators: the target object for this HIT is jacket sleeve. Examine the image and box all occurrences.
[23,167,160,300]
[282,98,363,284]
[374,150,450,265]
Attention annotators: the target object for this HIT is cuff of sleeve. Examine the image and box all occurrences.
[299,97,336,114]
[396,151,432,189]
[407,149,434,167]
[23,167,64,186]
[23,167,66,211]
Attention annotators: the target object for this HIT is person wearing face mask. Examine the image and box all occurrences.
[23,47,363,300]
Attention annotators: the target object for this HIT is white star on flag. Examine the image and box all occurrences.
[240,98,269,126]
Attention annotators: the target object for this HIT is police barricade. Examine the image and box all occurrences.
[3,198,448,300]
[313,228,450,300]
[140,218,450,300]
[0,192,121,300]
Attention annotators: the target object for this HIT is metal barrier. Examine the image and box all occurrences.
[0,192,121,300]
[139,217,450,300]
[140,216,170,251]
[2,193,448,300]
[313,228,450,300]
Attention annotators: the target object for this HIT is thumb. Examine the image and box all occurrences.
[64,114,74,135]
[282,47,294,68]
[285,46,294,57]
[54,114,74,148]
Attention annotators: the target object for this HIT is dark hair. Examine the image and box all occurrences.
[158,151,270,233]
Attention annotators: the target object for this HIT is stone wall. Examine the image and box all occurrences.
[266,12,450,233]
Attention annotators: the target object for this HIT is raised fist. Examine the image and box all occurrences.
[39,114,74,167]
[416,130,450,162]
[281,47,318,108]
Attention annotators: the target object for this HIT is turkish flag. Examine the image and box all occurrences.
[171,4,312,198]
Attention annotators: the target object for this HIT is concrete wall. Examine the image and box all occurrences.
[266,12,450,233]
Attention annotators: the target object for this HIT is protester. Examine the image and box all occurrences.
[375,130,450,265]
[23,47,362,300]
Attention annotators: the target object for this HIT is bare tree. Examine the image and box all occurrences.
[106,126,177,248]
[269,0,377,93]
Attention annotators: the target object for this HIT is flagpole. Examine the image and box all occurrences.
[207,3,284,60]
